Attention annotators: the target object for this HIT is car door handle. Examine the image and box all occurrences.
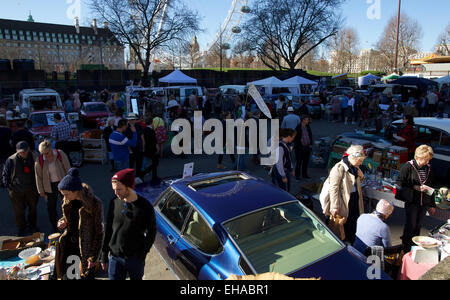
[167,234,176,245]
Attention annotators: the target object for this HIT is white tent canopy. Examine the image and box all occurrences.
[358,73,380,87]
[159,69,197,85]
[248,76,298,95]
[283,76,318,86]
[434,75,450,87]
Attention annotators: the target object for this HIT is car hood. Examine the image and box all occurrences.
[82,111,109,118]
[135,180,171,205]
[288,248,391,280]
[30,126,53,136]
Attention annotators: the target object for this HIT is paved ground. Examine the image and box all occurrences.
[0,117,445,279]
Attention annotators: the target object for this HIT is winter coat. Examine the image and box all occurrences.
[34,149,71,194]
[56,183,104,278]
[320,160,364,219]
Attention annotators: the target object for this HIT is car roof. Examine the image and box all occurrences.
[30,110,64,114]
[20,88,59,94]
[170,171,297,224]
[392,117,450,133]
[83,102,106,105]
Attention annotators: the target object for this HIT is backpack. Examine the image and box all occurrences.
[39,150,62,168]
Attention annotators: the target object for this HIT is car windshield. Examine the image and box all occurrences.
[29,95,58,110]
[85,104,107,112]
[223,201,343,275]
[30,112,64,127]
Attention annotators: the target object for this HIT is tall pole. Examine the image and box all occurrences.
[394,0,401,72]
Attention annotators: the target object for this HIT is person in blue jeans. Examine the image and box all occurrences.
[101,169,156,280]
[341,94,349,123]
[109,119,137,171]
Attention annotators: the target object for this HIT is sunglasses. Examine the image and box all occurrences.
[121,202,132,218]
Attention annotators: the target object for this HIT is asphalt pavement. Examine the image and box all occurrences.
[0,117,445,280]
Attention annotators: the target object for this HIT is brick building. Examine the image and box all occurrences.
[0,16,125,72]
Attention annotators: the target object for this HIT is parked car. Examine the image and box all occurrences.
[135,171,391,280]
[390,117,450,182]
[19,88,63,116]
[79,102,110,128]
[331,87,354,96]
[29,110,66,137]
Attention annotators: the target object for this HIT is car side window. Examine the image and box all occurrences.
[440,133,450,147]
[159,192,192,232]
[184,210,222,255]
[416,126,440,146]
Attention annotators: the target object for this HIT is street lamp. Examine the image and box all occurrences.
[394,0,401,72]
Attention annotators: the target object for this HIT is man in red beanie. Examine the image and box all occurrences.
[101,169,156,280]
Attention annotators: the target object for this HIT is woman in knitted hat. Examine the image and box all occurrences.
[55,168,104,280]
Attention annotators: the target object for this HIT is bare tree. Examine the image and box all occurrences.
[89,0,200,80]
[436,23,450,56]
[239,0,344,71]
[376,13,423,72]
[328,27,360,74]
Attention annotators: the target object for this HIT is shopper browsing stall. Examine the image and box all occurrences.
[109,119,137,171]
[396,145,436,252]
[55,168,104,280]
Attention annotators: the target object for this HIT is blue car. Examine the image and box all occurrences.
[135,171,391,280]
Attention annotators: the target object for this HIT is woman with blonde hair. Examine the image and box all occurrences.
[320,145,366,243]
[35,139,71,233]
[396,145,436,252]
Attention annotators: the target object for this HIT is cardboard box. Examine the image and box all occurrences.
[372,151,383,163]
[0,233,45,259]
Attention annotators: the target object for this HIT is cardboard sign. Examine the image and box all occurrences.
[183,162,194,179]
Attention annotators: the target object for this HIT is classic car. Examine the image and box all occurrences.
[79,102,110,128]
[29,110,66,137]
[135,171,391,280]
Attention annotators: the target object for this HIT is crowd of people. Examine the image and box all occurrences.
[0,80,447,280]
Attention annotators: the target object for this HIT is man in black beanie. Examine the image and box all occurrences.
[101,168,156,280]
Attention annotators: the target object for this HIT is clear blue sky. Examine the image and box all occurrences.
[0,0,448,53]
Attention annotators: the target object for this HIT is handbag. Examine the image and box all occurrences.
[395,186,414,203]
[328,215,347,240]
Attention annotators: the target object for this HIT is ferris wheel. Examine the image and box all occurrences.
[206,0,251,52]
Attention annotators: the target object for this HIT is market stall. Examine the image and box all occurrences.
[0,232,57,280]
[327,136,450,221]
[80,129,107,165]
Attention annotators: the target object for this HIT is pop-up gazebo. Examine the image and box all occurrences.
[158,69,198,85]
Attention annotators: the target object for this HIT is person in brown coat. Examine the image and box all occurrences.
[35,140,71,233]
[55,168,104,280]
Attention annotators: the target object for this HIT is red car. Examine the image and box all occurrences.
[29,110,66,137]
[79,102,111,128]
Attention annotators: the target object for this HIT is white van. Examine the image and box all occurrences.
[164,86,203,105]
[19,88,63,115]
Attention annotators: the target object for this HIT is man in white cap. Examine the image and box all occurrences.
[281,106,301,130]
[354,199,402,255]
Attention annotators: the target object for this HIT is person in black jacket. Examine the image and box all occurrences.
[396,145,436,252]
[0,117,13,184]
[3,141,39,236]
[103,117,116,172]
[294,115,313,180]
[141,117,160,182]
[101,169,156,280]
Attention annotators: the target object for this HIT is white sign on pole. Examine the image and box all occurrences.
[248,83,272,119]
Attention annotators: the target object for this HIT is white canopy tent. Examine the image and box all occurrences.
[434,75,450,87]
[283,76,318,94]
[358,73,380,87]
[248,76,298,95]
[158,69,197,85]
